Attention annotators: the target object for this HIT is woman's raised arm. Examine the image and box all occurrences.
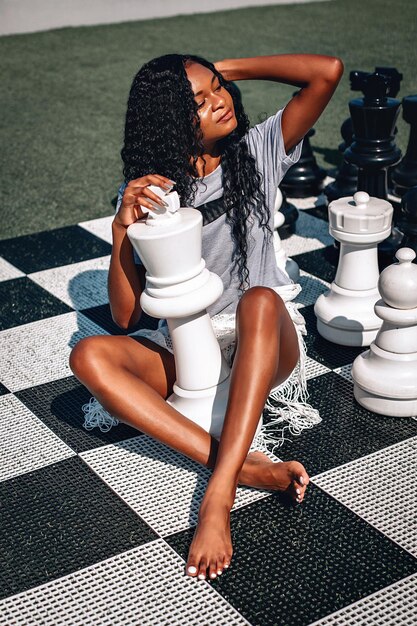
[215,54,344,153]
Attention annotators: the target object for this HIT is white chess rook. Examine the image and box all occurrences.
[127,187,263,439]
[314,191,393,346]
[352,248,417,417]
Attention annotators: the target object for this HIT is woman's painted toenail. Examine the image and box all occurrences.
[224,563,230,568]
[296,488,301,495]
[210,573,217,579]
[217,570,222,575]
[187,566,197,574]
[198,573,206,580]
[299,476,305,485]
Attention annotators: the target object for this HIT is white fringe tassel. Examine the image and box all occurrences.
[82,397,119,432]
[250,327,321,455]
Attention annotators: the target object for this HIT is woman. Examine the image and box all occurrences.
[70,52,343,582]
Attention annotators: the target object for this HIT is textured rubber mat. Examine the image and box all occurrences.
[0,541,248,626]
[293,246,339,283]
[0,394,75,481]
[15,376,140,453]
[29,255,111,310]
[314,437,417,557]
[80,302,159,335]
[81,435,272,536]
[296,271,330,308]
[0,257,24,281]
[0,277,72,330]
[274,372,417,477]
[0,312,107,392]
[1,456,157,599]
[1,203,416,624]
[0,226,111,273]
[280,210,333,257]
[310,572,417,625]
[166,485,417,626]
[301,305,365,369]
[79,215,114,244]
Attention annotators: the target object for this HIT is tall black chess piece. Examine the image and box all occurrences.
[344,71,402,199]
[397,187,417,259]
[281,127,327,197]
[324,118,358,201]
[391,96,417,197]
[326,67,402,202]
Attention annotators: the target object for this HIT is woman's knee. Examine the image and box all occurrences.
[238,286,285,319]
[69,336,109,378]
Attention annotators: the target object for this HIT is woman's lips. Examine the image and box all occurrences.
[217,109,233,123]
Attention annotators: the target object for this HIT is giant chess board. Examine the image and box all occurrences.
[0,191,416,625]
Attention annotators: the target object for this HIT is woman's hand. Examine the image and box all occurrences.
[114,174,175,228]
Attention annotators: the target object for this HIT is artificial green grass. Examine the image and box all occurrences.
[0,0,416,239]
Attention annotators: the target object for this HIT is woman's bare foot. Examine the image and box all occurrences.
[186,456,309,580]
[240,452,309,503]
[186,485,234,581]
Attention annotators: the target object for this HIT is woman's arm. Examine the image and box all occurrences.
[215,54,344,153]
[108,174,174,329]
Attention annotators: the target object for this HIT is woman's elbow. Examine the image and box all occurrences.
[110,307,141,331]
[327,57,344,83]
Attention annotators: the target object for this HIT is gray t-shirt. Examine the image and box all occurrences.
[118,107,302,316]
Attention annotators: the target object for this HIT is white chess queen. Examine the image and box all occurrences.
[70,53,343,581]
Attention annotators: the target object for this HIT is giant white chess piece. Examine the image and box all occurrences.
[314,191,393,346]
[127,186,263,439]
[274,188,300,282]
[352,248,417,417]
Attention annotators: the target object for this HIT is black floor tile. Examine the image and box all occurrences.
[1,456,157,599]
[80,303,159,336]
[167,486,417,626]
[303,205,329,221]
[293,246,339,283]
[0,277,72,330]
[0,382,10,396]
[0,226,111,273]
[273,372,417,476]
[16,377,140,453]
[302,305,365,369]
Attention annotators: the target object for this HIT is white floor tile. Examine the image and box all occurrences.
[0,312,108,392]
[0,395,75,481]
[29,256,110,310]
[81,435,271,536]
[0,540,248,626]
[0,257,25,282]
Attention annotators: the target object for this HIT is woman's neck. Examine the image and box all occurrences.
[194,146,221,177]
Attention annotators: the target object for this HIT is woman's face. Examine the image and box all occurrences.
[185,62,237,149]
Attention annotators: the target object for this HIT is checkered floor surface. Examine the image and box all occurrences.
[1,191,416,626]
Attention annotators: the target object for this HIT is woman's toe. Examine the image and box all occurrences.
[186,562,198,577]
[209,561,218,580]
[197,559,208,581]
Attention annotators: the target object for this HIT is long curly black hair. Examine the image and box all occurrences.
[121,53,271,290]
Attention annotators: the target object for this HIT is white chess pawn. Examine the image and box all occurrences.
[352,248,417,417]
[273,188,300,282]
[314,191,393,346]
[127,187,263,439]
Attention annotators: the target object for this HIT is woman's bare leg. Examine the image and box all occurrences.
[69,334,305,487]
[186,287,309,580]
